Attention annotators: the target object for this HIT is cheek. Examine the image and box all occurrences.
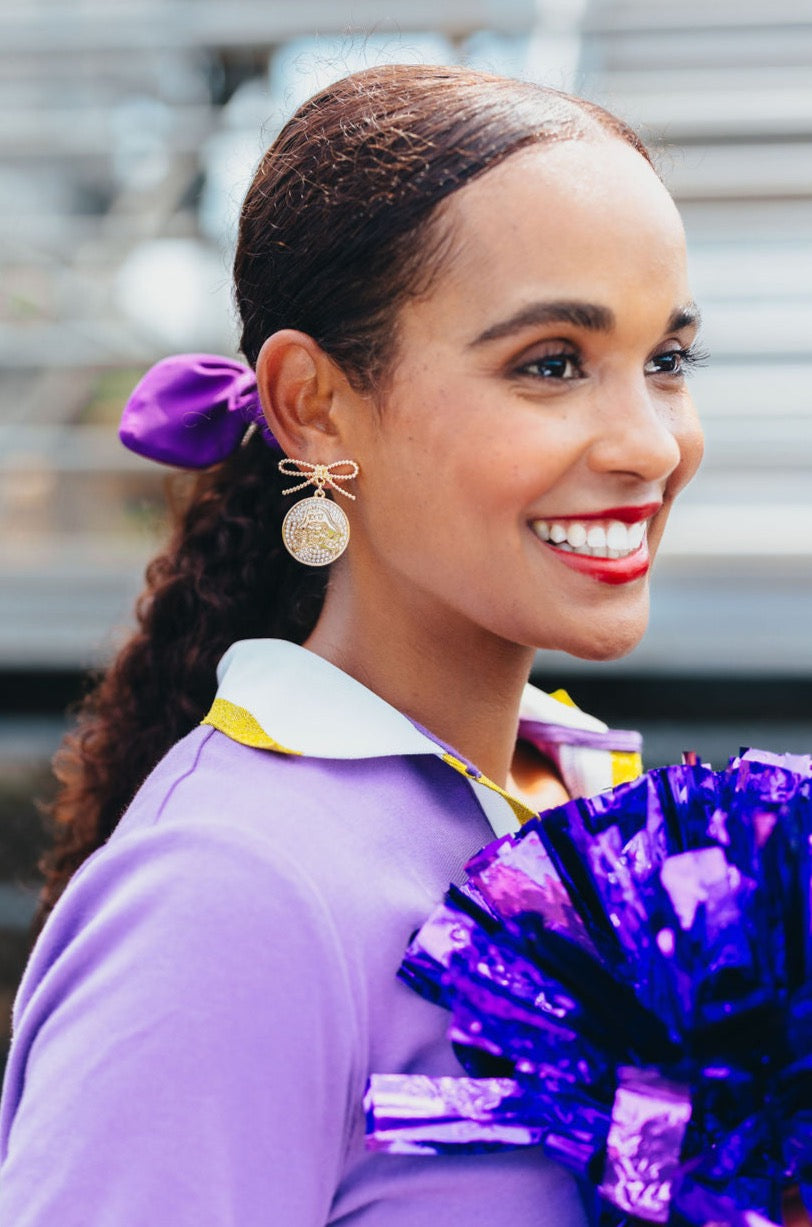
[670,405,704,496]
[379,398,498,516]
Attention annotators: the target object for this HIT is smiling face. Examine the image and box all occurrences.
[338,135,704,662]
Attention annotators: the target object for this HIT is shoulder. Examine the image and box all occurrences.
[29,791,349,992]
[114,722,291,837]
[117,720,419,839]
[113,722,350,874]
[14,754,363,1056]
[1,780,362,1225]
[5,793,362,1134]
[112,721,473,900]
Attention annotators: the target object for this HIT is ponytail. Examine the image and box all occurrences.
[35,433,326,928]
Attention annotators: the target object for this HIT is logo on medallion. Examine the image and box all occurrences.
[282,496,350,566]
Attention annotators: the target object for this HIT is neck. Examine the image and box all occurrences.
[304,566,535,788]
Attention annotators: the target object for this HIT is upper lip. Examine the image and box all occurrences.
[531,503,662,525]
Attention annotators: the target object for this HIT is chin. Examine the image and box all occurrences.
[572,636,643,663]
[550,606,650,663]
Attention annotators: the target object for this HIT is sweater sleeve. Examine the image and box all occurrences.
[0,821,361,1227]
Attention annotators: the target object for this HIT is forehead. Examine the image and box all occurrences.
[413,137,689,336]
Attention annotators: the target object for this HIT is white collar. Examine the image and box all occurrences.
[210,637,606,762]
[202,639,625,840]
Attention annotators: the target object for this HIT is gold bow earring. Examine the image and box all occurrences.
[277,459,360,567]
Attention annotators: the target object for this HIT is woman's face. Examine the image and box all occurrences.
[345,136,704,661]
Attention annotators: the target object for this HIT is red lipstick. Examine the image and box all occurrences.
[547,540,651,585]
[546,503,661,525]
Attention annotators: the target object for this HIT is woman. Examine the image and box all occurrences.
[0,65,703,1224]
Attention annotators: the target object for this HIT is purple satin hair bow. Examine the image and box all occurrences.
[119,353,277,469]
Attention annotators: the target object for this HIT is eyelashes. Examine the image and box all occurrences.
[650,343,710,375]
[676,343,710,370]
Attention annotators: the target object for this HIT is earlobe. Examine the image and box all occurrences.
[254,330,342,458]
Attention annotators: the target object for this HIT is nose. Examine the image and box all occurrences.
[587,380,693,487]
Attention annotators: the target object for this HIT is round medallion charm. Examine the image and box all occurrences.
[281,495,350,567]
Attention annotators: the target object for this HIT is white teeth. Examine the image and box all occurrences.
[628,521,645,549]
[531,517,648,559]
[606,522,630,551]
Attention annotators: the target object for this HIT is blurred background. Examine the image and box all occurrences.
[1,0,811,1059]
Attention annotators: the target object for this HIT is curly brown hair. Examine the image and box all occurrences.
[36,434,325,927]
[37,64,651,925]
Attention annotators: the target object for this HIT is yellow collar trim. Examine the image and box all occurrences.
[203,697,301,757]
[440,751,537,827]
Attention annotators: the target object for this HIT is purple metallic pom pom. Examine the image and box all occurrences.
[366,750,812,1226]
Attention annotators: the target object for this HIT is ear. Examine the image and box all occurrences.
[255,330,352,460]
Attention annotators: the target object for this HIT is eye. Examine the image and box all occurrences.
[645,344,708,377]
[516,350,583,381]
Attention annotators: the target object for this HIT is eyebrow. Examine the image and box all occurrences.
[667,303,702,332]
[468,299,701,346]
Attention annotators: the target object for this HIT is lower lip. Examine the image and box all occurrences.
[539,539,651,585]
